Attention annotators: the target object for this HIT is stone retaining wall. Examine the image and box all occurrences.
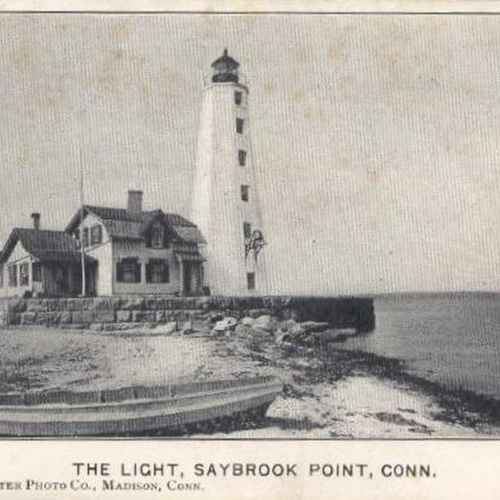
[0,295,375,333]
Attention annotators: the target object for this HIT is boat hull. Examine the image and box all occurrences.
[0,376,282,437]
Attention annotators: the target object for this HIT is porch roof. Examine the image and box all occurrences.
[174,250,205,263]
[0,228,91,264]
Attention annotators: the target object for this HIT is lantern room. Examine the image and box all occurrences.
[211,49,240,83]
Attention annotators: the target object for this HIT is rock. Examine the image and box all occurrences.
[241,316,255,327]
[20,312,37,325]
[275,330,291,345]
[289,323,306,337]
[279,319,298,332]
[315,328,358,344]
[152,321,177,335]
[234,324,252,337]
[95,311,115,323]
[132,310,155,322]
[299,321,330,334]
[116,310,132,322]
[333,327,357,337]
[89,297,114,311]
[59,311,72,324]
[213,317,238,334]
[253,315,276,333]
[120,297,145,311]
[247,308,271,319]
[26,300,44,313]
[208,312,224,323]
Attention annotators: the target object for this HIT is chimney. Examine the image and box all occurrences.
[31,212,41,230]
[127,190,143,215]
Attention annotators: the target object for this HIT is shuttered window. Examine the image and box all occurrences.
[117,258,141,283]
[146,259,170,283]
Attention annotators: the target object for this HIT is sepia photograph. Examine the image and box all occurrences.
[0,11,499,440]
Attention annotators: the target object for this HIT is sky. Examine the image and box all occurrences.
[0,14,500,294]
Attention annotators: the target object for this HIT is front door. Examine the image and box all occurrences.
[183,262,192,295]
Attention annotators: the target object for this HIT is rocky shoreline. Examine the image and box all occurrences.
[187,313,500,437]
[1,312,499,437]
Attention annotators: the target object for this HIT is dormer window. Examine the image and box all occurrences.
[151,224,164,249]
[90,225,102,245]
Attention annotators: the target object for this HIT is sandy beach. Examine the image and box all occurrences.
[0,326,498,438]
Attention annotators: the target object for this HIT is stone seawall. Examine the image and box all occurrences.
[0,295,375,333]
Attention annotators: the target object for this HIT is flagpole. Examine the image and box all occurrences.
[79,148,86,297]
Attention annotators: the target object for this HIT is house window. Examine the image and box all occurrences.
[32,262,42,282]
[8,264,17,287]
[74,229,80,241]
[151,225,164,249]
[82,228,89,247]
[90,225,102,245]
[247,272,255,290]
[238,149,247,166]
[117,258,141,283]
[236,118,244,134]
[243,222,252,239]
[19,263,29,286]
[234,91,242,105]
[146,259,170,284]
[241,185,249,202]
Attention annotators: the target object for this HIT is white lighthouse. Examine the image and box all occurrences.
[191,49,268,295]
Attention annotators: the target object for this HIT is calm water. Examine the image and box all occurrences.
[339,293,500,399]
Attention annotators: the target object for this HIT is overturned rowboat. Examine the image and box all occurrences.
[0,376,282,437]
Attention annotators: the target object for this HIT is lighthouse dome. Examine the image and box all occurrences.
[211,49,240,83]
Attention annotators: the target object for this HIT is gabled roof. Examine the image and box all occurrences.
[0,228,88,264]
[65,206,206,244]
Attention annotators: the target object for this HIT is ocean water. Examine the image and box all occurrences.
[339,293,500,399]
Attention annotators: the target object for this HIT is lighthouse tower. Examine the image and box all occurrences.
[191,49,268,295]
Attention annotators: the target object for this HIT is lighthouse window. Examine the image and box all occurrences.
[234,91,243,105]
[247,272,255,290]
[236,118,244,134]
[243,222,252,239]
[241,185,249,202]
[238,150,247,166]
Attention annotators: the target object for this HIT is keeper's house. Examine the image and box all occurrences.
[0,191,206,298]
